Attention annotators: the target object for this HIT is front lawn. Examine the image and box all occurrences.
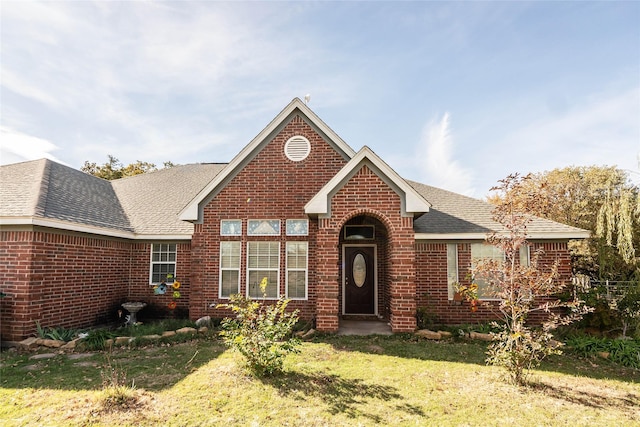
[1,334,638,426]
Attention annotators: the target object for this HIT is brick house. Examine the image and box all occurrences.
[0,98,588,342]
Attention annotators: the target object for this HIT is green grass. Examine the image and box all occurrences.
[1,334,639,426]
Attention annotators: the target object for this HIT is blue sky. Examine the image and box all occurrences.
[1,1,638,198]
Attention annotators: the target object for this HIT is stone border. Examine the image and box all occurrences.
[14,326,210,353]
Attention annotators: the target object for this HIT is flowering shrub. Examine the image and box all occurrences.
[217,277,301,376]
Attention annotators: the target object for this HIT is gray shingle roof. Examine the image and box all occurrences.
[111,163,226,235]
[0,159,225,236]
[1,159,586,239]
[1,159,131,232]
[409,180,588,238]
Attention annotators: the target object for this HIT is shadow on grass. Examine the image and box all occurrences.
[262,369,424,423]
[316,334,640,384]
[0,338,226,392]
[528,380,640,419]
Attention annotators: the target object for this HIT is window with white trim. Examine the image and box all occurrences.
[286,242,308,299]
[220,241,241,298]
[247,241,280,298]
[446,243,458,300]
[150,243,176,284]
[471,243,531,300]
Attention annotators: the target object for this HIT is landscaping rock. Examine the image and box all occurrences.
[195,316,212,327]
[437,331,453,339]
[469,332,493,341]
[162,330,176,338]
[61,338,81,350]
[198,326,208,333]
[176,327,197,335]
[141,335,161,340]
[301,328,316,340]
[597,351,610,359]
[41,339,65,348]
[18,337,39,350]
[115,336,130,345]
[29,353,57,360]
[415,329,442,340]
[104,339,114,348]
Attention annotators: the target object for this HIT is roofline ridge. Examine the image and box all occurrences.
[33,158,51,217]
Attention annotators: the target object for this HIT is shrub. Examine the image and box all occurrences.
[218,278,301,376]
[82,329,116,351]
[35,322,78,342]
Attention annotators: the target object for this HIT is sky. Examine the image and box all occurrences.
[1,1,639,199]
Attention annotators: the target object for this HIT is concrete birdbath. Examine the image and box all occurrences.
[121,302,147,325]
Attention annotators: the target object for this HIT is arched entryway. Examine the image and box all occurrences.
[339,215,390,322]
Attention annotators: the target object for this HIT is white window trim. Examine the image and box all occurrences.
[219,241,241,299]
[246,241,280,299]
[149,243,177,285]
[286,241,308,300]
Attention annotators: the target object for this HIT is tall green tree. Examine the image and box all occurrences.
[81,155,173,180]
[488,166,639,280]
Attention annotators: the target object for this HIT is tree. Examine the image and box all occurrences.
[461,174,592,385]
[487,166,640,280]
[81,155,175,180]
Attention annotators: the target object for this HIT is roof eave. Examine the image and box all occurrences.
[414,231,591,240]
[0,217,192,240]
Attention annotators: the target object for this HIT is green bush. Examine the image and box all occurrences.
[35,322,78,342]
[565,335,640,368]
[218,278,301,376]
[82,329,117,351]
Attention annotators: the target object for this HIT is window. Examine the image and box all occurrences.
[471,243,504,299]
[220,241,241,298]
[247,241,280,298]
[286,219,309,236]
[150,243,176,284]
[446,244,458,300]
[286,242,308,299]
[248,220,280,236]
[221,220,242,236]
[470,243,530,300]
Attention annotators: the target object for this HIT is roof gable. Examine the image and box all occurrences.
[305,146,431,218]
[179,98,356,222]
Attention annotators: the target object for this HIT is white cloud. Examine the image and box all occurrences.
[418,113,475,196]
[0,127,64,165]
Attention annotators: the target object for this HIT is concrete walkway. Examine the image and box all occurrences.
[337,320,393,336]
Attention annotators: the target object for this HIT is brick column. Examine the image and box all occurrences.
[389,227,417,332]
[315,219,339,332]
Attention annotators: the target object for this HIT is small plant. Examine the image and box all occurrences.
[82,329,116,350]
[218,277,301,376]
[99,351,139,412]
[463,174,592,385]
[35,321,78,342]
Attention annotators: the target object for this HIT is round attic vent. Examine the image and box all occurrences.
[284,135,311,161]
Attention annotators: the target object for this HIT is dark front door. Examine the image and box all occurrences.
[344,245,376,314]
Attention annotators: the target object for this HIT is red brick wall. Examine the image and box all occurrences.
[191,115,348,322]
[315,164,417,332]
[0,229,130,341]
[415,241,574,326]
[126,242,192,317]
